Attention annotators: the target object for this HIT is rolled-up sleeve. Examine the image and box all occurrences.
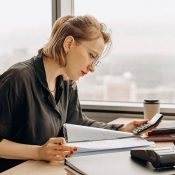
[66,85,123,130]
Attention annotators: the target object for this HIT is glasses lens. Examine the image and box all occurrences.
[93,42,112,67]
[100,42,112,59]
[92,59,101,66]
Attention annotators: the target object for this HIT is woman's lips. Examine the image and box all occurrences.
[81,71,87,76]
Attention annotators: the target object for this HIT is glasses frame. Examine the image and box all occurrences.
[76,41,102,66]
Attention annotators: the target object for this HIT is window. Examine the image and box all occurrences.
[0,0,51,73]
[74,0,175,104]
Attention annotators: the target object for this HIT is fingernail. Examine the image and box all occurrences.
[73,147,77,151]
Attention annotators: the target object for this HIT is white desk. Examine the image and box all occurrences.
[1,119,175,175]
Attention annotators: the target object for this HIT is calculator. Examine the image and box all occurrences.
[133,113,163,134]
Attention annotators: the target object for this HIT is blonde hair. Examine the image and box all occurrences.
[41,15,111,66]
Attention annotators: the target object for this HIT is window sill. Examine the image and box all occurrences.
[81,101,175,119]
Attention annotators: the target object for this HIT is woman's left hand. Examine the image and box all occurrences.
[118,120,148,132]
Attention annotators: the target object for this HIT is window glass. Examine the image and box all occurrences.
[0,0,51,73]
[74,0,175,103]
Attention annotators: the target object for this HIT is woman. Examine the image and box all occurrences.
[0,15,147,172]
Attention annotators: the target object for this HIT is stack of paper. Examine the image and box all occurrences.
[63,124,154,154]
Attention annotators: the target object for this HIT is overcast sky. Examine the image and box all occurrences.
[75,0,175,55]
[1,0,175,55]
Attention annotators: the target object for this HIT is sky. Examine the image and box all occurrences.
[1,0,175,55]
[0,0,51,55]
[74,0,175,55]
[74,0,175,22]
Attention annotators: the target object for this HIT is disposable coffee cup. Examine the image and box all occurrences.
[144,100,160,120]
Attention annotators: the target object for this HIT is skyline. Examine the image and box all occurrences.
[1,0,175,103]
[1,48,175,103]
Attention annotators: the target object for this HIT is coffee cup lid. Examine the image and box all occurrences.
[144,99,159,104]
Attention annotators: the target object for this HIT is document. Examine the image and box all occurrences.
[67,137,154,154]
[63,123,134,142]
[64,124,156,175]
[63,124,154,154]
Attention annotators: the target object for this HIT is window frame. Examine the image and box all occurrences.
[81,101,175,120]
[54,0,175,119]
[52,0,74,24]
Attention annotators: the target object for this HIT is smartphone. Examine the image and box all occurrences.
[133,113,163,134]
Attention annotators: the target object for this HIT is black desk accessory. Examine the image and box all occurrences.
[131,147,175,169]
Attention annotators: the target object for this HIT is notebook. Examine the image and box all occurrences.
[145,128,175,142]
[65,151,175,175]
[145,134,175,142]
[63,123,154,154]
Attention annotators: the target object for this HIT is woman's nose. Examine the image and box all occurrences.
[87,64,95,72]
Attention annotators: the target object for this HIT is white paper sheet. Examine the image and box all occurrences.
[63,123,134,143]
[67,137,154,153]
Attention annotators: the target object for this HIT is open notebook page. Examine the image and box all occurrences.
[67,137,154,153]
[63,123,135,143]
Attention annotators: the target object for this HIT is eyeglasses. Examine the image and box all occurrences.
[78,41,112,67]
[77,41,102,66]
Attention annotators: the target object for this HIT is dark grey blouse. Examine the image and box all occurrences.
[0,52,123,171]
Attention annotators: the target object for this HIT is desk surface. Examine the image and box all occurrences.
[1,160,67,175]
[2,118,175,175]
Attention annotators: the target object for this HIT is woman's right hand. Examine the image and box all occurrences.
[37,137,77,162]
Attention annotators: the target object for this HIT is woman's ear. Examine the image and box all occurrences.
[63,36,75,54]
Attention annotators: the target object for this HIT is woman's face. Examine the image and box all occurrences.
[64,37,105,81]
